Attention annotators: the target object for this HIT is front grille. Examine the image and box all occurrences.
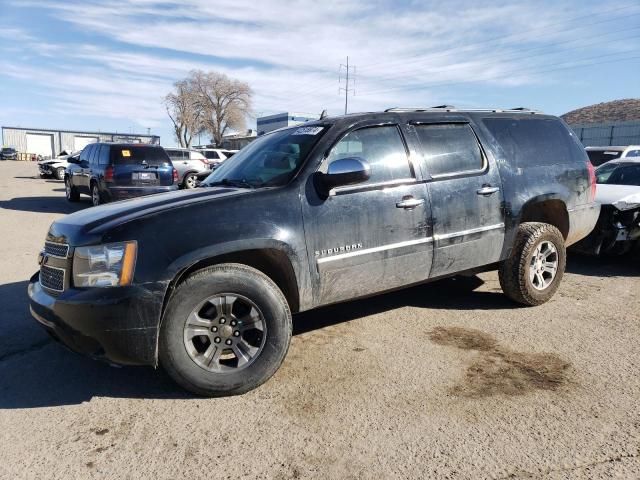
[40,265,65,292]
[44,241,69,258]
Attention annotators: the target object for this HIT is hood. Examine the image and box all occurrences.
[596,184,640,210]
[48,186,252,244]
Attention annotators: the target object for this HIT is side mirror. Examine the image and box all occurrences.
[67,157,79,164]
[319,157,371,194]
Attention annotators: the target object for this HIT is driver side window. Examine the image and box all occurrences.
[325,125,413,185]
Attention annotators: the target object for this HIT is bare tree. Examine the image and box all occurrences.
[189,70,252,147]
[164,79,203,147]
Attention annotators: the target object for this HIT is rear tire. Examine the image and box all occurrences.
[183,173,198,189]
[91,183,103,206]
[65,177,79,202]
[499,222,566,306]
[160,264,292,396]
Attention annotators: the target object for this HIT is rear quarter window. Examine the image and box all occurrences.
[110,146,171,165]
[483,117,585,168]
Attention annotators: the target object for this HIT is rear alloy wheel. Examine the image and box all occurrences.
[160,264,292,396]
[91,183,102,206]
[499,222,566,306]
[65,177,79,202]
[55,167,65,180]
[183,173,198,189]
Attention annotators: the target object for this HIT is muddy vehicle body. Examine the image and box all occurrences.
[29,108,599,395]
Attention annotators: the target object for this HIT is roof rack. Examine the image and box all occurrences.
[384,106,540,114]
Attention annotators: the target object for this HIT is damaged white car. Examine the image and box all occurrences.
[573,161,640,255]
[37,150,79,180]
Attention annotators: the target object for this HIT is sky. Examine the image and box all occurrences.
[0,0,639,147]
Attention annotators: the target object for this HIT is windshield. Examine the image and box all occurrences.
[597,163,640,186]
[201,125,327,188]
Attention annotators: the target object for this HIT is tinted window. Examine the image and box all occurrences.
[204,151,220,160]
[587,150,623,166]
[483,117,584,168]
[607,165,640,186]
[595,162,618,184]
[325,125,412,184]
[89,144,100,165]
[98,145,110,165]
[80,145,92,163]
[415,124,483,176]
[626,149,640,158]
[110,146,171,165]
[202,126,327,188]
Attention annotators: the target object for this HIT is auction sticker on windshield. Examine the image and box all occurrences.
[292,126,324,135]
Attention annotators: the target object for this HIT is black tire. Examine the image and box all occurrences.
[91,183,102,206]
[182,172,198,189]
[499,222,566,306]
[65,177,80,202]
[55,167,65,180]
[159,263,292,396]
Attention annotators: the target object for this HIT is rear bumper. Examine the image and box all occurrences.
[28,271,163,366]
[107,185,178,200]
[566,202,601,247]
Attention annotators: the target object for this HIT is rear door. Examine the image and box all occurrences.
[413,121,505,277]
[302,123,433,306]
[111,146,174,187]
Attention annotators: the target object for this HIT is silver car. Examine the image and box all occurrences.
[164,148,210,189]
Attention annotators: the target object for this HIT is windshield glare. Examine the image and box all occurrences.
[201,126,327,188]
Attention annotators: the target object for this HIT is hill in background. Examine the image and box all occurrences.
[561,99,640,125]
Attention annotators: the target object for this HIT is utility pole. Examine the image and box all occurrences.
[339,56,356,115]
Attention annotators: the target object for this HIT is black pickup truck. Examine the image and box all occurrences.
[28,108,599,396]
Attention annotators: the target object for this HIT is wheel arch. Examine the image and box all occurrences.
[518,196,569,240]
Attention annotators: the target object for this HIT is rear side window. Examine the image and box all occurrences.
[483,117,584,168]
[98,145,110,165]
[110,146,171,165]
[204,150,220,160]
[325,125,413,185]
[626,149,640,158]
[415,124,483,176]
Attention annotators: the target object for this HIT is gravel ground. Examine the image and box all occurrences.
[0,160,639,479]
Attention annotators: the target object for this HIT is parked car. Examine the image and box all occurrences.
[38,150,79,180]
[64,143,178,206]
[195,148,238,171]
[572,160,640,255]
[29,108,598,396]
[164,147,210,189]
[1,147,17,160]
[585,145,640,167]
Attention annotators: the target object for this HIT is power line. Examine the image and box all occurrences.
[339,56,356,114]
[358,3,640,74]
[356,50,640,97]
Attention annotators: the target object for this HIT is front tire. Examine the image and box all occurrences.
[499,222,566,306]
[65,177,79,202]
[55,167,65,180]
[160,264,292,396]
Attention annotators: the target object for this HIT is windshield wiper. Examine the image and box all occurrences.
[206,178,259,189]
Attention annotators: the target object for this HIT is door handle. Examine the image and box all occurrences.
[396,197,425,209]
[476,186,499,196]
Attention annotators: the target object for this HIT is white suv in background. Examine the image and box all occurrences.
[194,148,238,170]
[586,145,640,166]
[164,148,210,189]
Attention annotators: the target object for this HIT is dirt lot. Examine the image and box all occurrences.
[0,160,639,479]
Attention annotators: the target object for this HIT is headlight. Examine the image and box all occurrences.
[73,241,137,287]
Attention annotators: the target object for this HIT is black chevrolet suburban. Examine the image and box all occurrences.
[29,108,599,396]
[65,143,178,206]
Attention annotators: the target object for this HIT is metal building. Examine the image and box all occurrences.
[1,126,160,159]
[568,121,640,147]
[256,112,319,136]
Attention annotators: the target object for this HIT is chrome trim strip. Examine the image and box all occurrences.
[434,223,505,241]
[40,265,66,293]
[30,306,56,328]
[317,237,433,264]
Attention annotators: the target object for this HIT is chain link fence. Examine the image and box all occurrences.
[569,121,640,146]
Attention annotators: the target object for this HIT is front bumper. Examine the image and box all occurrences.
[107,185,178,201]
[28,272,162,365]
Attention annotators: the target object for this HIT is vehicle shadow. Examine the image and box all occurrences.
[0,274,511,408]
[293,276,513,335]
[0,196,90,214]
[567,252,640,278]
